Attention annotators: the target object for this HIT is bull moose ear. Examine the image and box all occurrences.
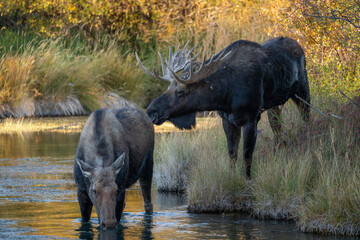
[76,159,94,178]
[112,152,125,175]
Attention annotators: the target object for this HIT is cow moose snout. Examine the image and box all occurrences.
[101,219,117,229]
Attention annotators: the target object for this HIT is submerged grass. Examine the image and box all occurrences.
[154,96,360,236]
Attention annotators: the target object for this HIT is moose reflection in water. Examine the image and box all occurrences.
[76,215,153,240]
[74,108,154,229]
[136,37,310,178]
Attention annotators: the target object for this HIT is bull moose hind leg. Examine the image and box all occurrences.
[139,153,154,214]
[77,189,93,222]
[222,118,241,167]
[267,106,286,149]
[291,85,311,122]
[243,120,258,179]
[290,82,311,142]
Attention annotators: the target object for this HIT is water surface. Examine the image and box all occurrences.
[0,132,356,239]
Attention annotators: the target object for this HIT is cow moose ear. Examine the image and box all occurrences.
[76,159,94,178]
[112,152,125,175]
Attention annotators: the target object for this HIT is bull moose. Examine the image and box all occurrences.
[74,108,154,229]
[136,37,310,178]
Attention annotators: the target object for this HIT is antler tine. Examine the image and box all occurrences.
[188,42,199,56]
[158,51,167,76]
[175,49,233,85]
[206,55,215,67]
[214,48,227,61]
[153,68,170,82]
[183,40,190,51]
[188,57,193,80]
[135,51,172,82]
[135,52,156,78]
[168,46,172,62]
[194,51,206,74]
[165,41,197,74]
[167,65,183,83]
[191,52,200,61]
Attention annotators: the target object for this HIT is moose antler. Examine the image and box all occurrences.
[135,41,199,82]
[167,49,233,85]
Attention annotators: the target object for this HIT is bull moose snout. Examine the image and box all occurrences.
[146,110,159,124]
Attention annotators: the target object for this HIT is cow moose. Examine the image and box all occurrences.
[74,108,154,229]
[136,37,310,179]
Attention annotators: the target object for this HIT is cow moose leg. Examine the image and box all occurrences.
[77,189,93,222]
[115,188,126,222]
[243,120,258,179]
[139,153,154,214]
[222,118,241,166]
[267,106,284,147]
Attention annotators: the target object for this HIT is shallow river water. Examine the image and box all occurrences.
[0,132,357,239]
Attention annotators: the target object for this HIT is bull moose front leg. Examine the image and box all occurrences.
[243,120,258,179]
[222,118,241,166]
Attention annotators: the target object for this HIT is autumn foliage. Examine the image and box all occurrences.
[0,0,359,112]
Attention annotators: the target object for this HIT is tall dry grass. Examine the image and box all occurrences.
[0,38,143,118]
[154,96,360,236]
[155,117,251,212]
[154,132,198,192]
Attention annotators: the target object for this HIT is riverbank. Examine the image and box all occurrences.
[0,115,216,134]
[154,97,360,236]
[1,98,359,236]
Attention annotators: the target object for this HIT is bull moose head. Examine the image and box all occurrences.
[76,153,125,229]
[136,41,232,129]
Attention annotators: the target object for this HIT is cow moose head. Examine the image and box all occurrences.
[76,153,125,229]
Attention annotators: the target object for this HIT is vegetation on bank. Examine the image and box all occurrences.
[0,0,359,236]
[0,35,152,118]
[155,96,360,236]
[0,115,216,134]
[1,0,359,118]
[0,116,86,133]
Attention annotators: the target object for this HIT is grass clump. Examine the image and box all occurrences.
[155,118,251,212]
[297,108,360,235]
[154,118,219,192]
[298,150,360,236]
[251,149,315,220]
[154,95,360,236]
[249,96,360,235]
[0,37,148,118]
[187,120,250,213]
[154,132,197,192]
[188,158,250,213]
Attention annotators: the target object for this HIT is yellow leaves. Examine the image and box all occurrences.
[67,5,76,12]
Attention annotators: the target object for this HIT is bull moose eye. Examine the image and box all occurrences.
[93,189,98,195]
[176,90,185,98]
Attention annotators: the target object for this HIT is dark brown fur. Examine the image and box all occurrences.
[146,37,310,178]
[74,108,154,228]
